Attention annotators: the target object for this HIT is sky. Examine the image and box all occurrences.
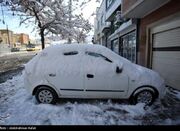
[0,0,101,40]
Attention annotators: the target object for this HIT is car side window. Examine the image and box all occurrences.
[63,51,78,56]
[85,51,113,63]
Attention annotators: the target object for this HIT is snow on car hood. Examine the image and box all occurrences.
[116,56,165,90]
[132,63,165,90]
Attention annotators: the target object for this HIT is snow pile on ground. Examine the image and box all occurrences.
[0,73,180,125]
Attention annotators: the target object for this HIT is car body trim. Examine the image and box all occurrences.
[60,89,84,91]
[86,89,124,92]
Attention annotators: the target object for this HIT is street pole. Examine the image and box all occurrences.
[6,24,10,47]
[68,0,72,44]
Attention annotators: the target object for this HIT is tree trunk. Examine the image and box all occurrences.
[40,28,45,49]
[68,0,72,44]
[68,38,72,44]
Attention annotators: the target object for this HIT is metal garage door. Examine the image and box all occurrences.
[152,19,180,90]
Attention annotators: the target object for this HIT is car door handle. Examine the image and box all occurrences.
[49,73,56,77]
[87,74,94,78]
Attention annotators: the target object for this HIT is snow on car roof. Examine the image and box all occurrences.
[43,43,107,52]
[25,44,111,75]
[39,43,114,60]
[42,43,132,63]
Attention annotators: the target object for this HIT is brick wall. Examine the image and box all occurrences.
[19,34,29,45]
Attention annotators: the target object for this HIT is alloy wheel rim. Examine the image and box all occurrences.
[38,90,53,104]
[137,91,153,105]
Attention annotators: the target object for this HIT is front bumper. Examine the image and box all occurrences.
[158,82,167,99]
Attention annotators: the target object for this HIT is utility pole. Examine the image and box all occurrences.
[6,24,11,47]
[68,0,72,44]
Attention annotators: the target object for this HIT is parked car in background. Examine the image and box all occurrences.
[24,44,166,105]
[26,44,36,51]
[11,47,20,52]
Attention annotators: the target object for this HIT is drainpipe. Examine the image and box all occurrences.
[135,19,140,64]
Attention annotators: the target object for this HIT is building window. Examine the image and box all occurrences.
[101,15,104,26]
[121,31,136,63]
[97,21,100,30]
[111,39,119,54]
[111,20,116,34]
[106,0,115,10]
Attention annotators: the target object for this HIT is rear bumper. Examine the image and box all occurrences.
[24,72,34,94]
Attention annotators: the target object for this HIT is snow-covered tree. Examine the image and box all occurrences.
[1,0,92,49]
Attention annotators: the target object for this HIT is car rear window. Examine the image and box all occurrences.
[63,51,78,56]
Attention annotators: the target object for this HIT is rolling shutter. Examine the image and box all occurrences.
[152,20,180,90]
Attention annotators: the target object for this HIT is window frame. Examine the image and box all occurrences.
[111,38,119,55]
[106,0,115,10]
[121,31,136,63]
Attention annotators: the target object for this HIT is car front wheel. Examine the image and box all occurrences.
[35,86,58,104]
[133,90,156,105]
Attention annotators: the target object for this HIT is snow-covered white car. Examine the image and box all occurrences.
[24,44,166,105]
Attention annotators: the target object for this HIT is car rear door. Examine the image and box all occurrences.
[47,50,84,97]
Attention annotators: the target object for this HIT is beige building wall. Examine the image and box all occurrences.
[0,29,14,46]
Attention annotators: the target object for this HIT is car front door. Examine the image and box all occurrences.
[84,51,128,98]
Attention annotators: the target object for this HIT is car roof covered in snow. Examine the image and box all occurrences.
[38,43,132,64]
[39,44,116,58]
[43,44,107,52]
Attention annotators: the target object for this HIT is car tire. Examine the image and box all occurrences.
[35,86,58,104]
[132,90,156,105]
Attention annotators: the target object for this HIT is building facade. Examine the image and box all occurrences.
[94,0,138,63]
[0,29,14,46]
[94,1,111,47]
[122,0,180,90]
[0,29,30,50]
[13,33,30,47]
[19,33,29,45]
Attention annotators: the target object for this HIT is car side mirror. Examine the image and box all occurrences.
[116,66,123,74]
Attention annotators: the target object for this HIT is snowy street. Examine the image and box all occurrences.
[0,70,180,125]
[0,51,37,73]
[0,51,37,83]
